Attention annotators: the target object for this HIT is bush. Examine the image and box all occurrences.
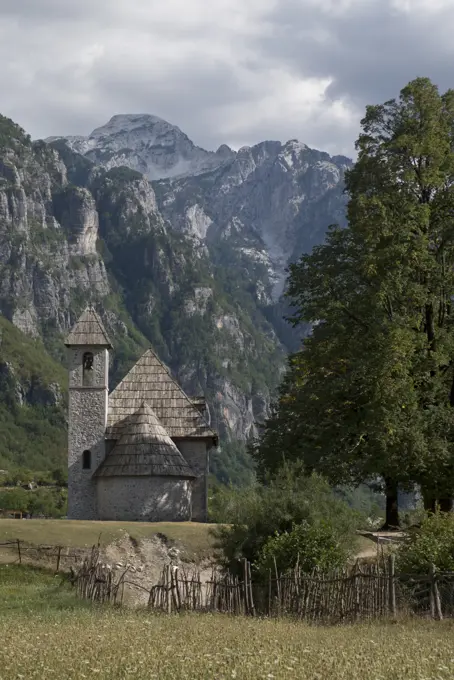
[255,520,348,577]
[397,511,454,573]
[0,487,67,518]
[213,461,360,577]
[0,488,29,512]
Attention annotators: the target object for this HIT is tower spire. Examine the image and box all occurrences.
[65,307,112,348]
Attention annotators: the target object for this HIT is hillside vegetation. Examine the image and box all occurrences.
[0,315,67,472]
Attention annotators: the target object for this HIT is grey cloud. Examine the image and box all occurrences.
[93,60,255,112]
[0,0,101,22]
[260,0,454,109]
[29,54,260,144]
[1,0,454,157]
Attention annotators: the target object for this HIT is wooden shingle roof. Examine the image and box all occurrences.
[95,402,196,479]
[65,306,113,348]
[106,348,217,443]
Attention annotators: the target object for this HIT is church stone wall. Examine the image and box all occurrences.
[68,346,109,520]
[96,477,192,522]
[177,440,209,522]
[68,389,107,519]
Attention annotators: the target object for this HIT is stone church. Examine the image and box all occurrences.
[65,307,218,522]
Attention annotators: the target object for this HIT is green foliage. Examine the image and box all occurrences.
[334,485,385,526]
[253,77,454,525]
[0,565,88,615]
[399,505,427,531]
[255,520,348,577]
[0,314,66,389]
[213,462,359,577]
[210,441,256,487]
[0,115,30,150]
[100,292,151,388]
[0,487,67,518]
[397,511,454,573]
[0,316,67,472]
[0,467,67,487]
[105,166,143,183]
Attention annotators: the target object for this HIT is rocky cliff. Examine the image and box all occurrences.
[48,114,236,181]
[0,113,351,483]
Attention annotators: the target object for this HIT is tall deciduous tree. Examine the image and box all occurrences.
[253,78,454,526]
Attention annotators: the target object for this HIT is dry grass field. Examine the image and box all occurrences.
[1,565,454,680]
[0,518,216,561]
[0,518,378,562]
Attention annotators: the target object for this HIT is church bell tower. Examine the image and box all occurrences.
[65,307,112,520]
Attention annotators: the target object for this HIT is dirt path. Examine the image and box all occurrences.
[102,532,215,607]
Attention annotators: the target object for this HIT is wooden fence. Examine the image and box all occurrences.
[0,539,88,571]
[2,539,454,623]
[71,549,454,624]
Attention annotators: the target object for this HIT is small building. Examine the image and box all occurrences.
[65,307,218,522]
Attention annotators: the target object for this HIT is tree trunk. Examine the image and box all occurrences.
[382,477,400,530]
[425,303,436,353]
[423,495,437,513]
[438,497,453,513]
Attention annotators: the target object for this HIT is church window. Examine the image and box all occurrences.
[82,450,91,470]
[83,352,94,370]
[82,352,94,386]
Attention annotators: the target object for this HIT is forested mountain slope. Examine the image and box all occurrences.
[0,113,350,482]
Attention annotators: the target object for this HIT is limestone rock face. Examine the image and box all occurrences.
[55,186,99,256]
[0,360,63,408]
[0,132,109,338]
[154,139,351,299]
[47,114,236,181]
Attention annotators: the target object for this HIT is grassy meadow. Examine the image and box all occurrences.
[1,565,454,680]
[0,518,216,561]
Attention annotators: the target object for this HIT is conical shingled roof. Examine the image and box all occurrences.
[106,348,217,443]
[65,306,113,348]
[96,401,196,479]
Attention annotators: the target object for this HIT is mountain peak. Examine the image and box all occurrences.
[216,143,235,158]
[90,114,170,138]
[284,139,308,152]
[52,113,234,181]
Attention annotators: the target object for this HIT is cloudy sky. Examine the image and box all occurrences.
[1,0,453,157]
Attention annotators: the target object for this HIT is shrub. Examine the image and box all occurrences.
[255,520,348,577]
[397,511,454,573]
[0,487,67,518]
[213,461,360,577]
[0,488,30,512]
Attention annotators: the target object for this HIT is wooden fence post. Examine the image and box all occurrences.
[354,563,360,620]
[247,560,255,617]
[16,539,21,565]
[56,546,62,573]
[268,569,272,617]
[243,558,249,615]
[388,554,396,617]
[174,567,181,611]
[430,563,443,621]
[167,564,172,614]
[274,557,281,618]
